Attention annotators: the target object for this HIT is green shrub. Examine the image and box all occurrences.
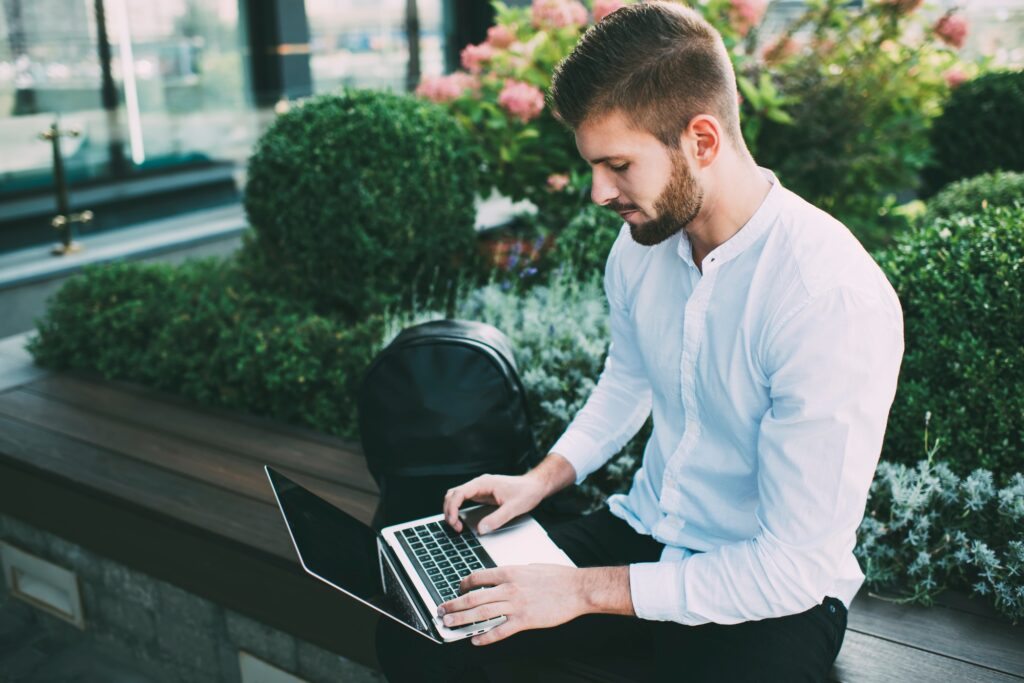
[242,90,481,321]
[877,205,1024,480]
[923,171,1024,224]
[548,202,624,281]
[28,261,176,378]
[29,258,386,440]
[922,70,1024,197]
[753,62,930,250]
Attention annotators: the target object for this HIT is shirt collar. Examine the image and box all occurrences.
[676,167,783,269]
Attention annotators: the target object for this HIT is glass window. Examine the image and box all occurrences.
[306,0,446,93]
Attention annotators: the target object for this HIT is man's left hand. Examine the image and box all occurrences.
[438,564,587,646]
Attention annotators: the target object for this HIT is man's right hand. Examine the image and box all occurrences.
[442,453,576,534]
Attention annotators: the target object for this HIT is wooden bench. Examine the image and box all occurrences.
[0,371,1021,682]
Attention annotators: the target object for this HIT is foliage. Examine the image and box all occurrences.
[546,201,624,280]
[242,90,480,322]
[29,257,386,440]
[923,170,1024,224]
[922,70,1024,197]
[857,428,1024,622]
[876,205,1024,480]
[415,1,606,224]
[740,0,973,249]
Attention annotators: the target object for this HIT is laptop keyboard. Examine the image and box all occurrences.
[395,520,497,608]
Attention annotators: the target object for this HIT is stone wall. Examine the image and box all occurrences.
[0,513,384,683]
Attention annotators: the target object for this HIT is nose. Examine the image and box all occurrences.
[590,167,619,207]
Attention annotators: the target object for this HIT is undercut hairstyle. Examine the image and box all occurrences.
[549,2,744,150]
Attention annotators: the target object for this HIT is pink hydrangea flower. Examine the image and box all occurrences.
[761,36,800,65]
[934,13,968,49]
[486,25,516,49]
[593,0,626,23]
[881,0,923,15]
[531,0,588,30]
[943,66,968,89]
[547,173,570,192]
[498,79,545,123]
[729,0,768,37]
[461,42,496,74]
[415,73,479,103]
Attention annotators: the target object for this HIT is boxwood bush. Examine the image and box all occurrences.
[242,90,482,321]
[877,205,1024,480]
[922,170,1024,224]
[29,258,385,440]
[922,70,1024,197]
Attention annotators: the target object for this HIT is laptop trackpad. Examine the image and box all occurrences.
[461,507,575,568]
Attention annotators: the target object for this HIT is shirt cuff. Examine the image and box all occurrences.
[549,430,603,485]
[629,560,686,623]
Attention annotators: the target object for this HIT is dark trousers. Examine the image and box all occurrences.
[376,507,847,682]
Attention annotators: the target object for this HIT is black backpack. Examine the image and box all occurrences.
[357,319,541,528]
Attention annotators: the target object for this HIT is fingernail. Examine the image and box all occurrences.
[437,606,445,617]
[471,637,481,646]
[443,615,453,626]
[479,524,490,535]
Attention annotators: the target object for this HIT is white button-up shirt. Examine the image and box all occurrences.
[550,168,904,625]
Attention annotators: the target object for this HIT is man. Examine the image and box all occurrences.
[377,3,904,681]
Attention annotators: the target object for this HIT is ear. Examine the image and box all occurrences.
[683,115,721,168]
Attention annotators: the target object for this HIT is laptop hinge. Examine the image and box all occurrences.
[378,537,440,639]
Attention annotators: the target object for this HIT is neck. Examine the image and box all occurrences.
[686,153,772,269]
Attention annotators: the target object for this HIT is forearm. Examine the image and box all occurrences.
[525,452,578,499]
[576,566,634,617]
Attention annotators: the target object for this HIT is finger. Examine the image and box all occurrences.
[443,601,512,629]
[460,568,505,592]
[438,584,506,615]
[472,619,520,646]
[444,477,499,531]
[443,482,480,530]
[476,503,521,535]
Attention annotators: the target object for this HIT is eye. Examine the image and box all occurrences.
[610,163,629,173]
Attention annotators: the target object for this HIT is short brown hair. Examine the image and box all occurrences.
[549,2,743,149]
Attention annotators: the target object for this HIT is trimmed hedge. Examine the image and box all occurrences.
[29,257,385,439]
[923,170,1024,224]
[242,90,481,321]
[922,70,1024,197]
[877,205,1024,480]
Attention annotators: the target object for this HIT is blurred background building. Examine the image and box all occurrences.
[0,0,1022,255]
[0,0,511,254]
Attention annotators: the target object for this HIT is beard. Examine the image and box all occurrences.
[625,151,704,247]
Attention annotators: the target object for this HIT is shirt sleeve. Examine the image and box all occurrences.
[549,228,653,485]
[629,285,904,624]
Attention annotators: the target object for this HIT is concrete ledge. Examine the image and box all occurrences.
[0,204,247,291]
[0,332,49,393]
[0,205,247,338]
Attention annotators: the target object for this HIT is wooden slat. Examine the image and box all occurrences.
[831,630,1023,682]
[0,387,378,517]
[0,413,375,560]
[24,373,377,493]
[847,593,1024,677]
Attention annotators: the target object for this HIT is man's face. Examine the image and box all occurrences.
[575,110,704,247]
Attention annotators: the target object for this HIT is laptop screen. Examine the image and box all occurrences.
[265,466,434,639]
